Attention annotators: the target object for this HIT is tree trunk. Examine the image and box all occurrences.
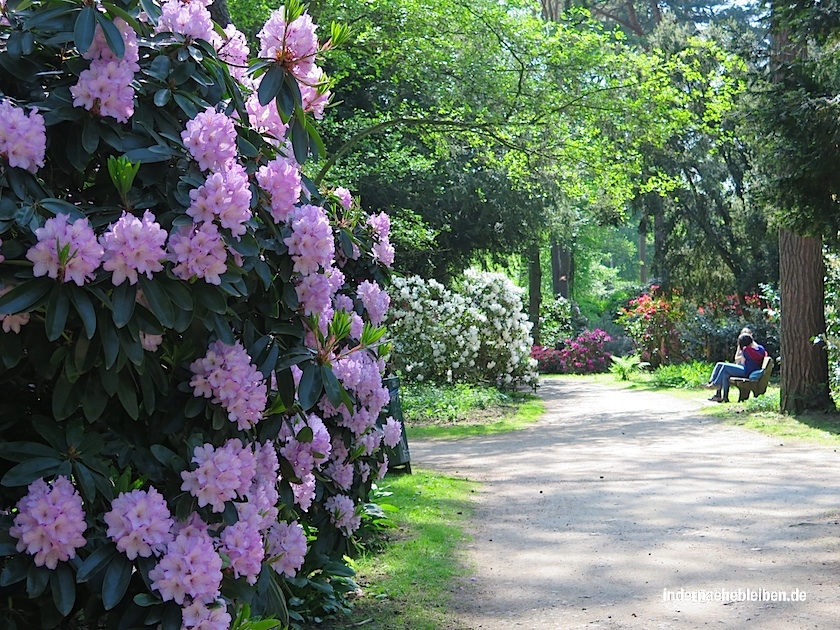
[638,214,647,285]
[209,0,231,26]
[779,228,833,413]
[528,245,542,345]
[550,239,571,299]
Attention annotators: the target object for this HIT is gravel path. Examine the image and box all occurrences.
[410,378,840,629]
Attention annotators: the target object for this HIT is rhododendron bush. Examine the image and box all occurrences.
[0,0,400,627]
[387,271,538,388]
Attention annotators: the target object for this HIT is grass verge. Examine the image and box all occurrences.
[326,470,475,630]
[401,382,543,441]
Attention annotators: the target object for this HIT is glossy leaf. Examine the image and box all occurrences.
[50,563,76,617]
[298,362,323,411]
[102,553,132,610]
[1,457,62,487]
[73,6,96,54]
[76,544,117,582]
[0,277,53,316]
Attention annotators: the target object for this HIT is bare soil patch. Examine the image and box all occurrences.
[411,378,840,629]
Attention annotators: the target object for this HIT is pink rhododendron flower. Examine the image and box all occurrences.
[299,66,331,119]
[212,24,250,80]
[377,456,389,480]
[140,332,164,352]
[291,472,316,511]
[367,212,395,266]
[101,211,167,285]
[285,204,334,275]
[279,414,332,479]
[266,520,307,577]
[324,494,361,536]
[334,187,353,210]
[219,520,264,584]
[357,279,390,325]
[256,156,301,223]
[9,476,87,569]
[0,99,46,172]
[382,416,403,448]
[325,458,354,491]
[180,439,257,512]
[168,222,228,285]
[187,161,252,238]
[181,600,231,630]
[27,214,103,286]
[149,514,222,605]
[155,0,213,41]
[181,108,238,171]
[246,92,289,146]
[71,20,139,123]
[0,287,30,334]
[189,340,267,429]
[104,487,174,560]
[258,7,319,81]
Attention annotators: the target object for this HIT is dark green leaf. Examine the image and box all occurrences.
[1,554,30,586]
[0,441,60,463]
[112,280,136,327]
[150,444,186,471]
[0,277,53,315]
[73,7,96,54]
[296,426,313,443]
[321,364,344,409]
[154,88,171,107]
[117,370,139,419]
[99,316,120,369]
[76,544,117,582]
[53,372,85,421]
[81,117,99,155]
[73,461,96,503]
[258,65,286,106]
[94,10,125,58]
[68,287,96,339]
[291,118,309,165]
[1,457,62,487]
[32,416,67,452]
[82,377,109,422]
[26,565,49,598]
[139,276,174,328]
[298,362,323,411]
[39,198,85,221]
[173,93,199,118]
[102,553,132,610]
[50,563,76,617]
[210,312,235,345]
[195,285,226,314]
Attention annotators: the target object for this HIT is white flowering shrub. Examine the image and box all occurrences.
[0,0,402,628]
[387,271,538,388]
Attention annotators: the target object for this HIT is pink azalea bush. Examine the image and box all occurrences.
[0,1,398,627]
[531,329,613,374]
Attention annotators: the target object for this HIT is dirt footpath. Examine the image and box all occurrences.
[410,379,840,629]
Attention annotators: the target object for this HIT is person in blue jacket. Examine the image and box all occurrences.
[704,333,767,403]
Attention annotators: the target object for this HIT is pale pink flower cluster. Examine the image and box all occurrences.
[168,222,227,285]
[219,520,264,584]
[333,294,364,339]
[149,515,222,605]
[212,24,250,80]
[0,99,46,172]
[180,439,257,512]
[237,441,280,531]
[325,440,354,491]
[256,157,301,223]
[181,600,231,630]
[0,286,30,334]
[285,204,334,275]
[156,0,213,41]
[101,211,167,285]
[279,414,332,480]
[296,266,343,318]
[140,332,164,352]
[324,494,361,537]
[382,416,403,449]
[334,187,353,210]
[189,340,268,429]
[187,161,252,238]
[357,279,390,326]
[377,456,389,480]
[299,67,331,119]
[265,520,307,577]
[367,212,395,267]
[9,476,87,569]
[71,20,139,123]
[246,93,289,147]
[325,352,389,436]
[291,472,316,511]
[181,108,238,172]
[27,214,103,286]
[104,487,174,560]
[258,8,318,81]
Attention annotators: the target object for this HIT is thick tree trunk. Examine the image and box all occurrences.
[638,214,647,285]
[779,228,833,413]
[528,245,542,345]
[550,239,571,299]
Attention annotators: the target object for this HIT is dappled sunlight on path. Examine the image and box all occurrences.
[411,379,840,629]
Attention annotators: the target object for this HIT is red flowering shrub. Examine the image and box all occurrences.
[531,329,612,374]
[616,286,686,367]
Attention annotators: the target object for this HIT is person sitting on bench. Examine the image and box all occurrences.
[704,333,767,403]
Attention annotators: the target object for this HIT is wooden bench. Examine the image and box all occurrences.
[730,356,774,402]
